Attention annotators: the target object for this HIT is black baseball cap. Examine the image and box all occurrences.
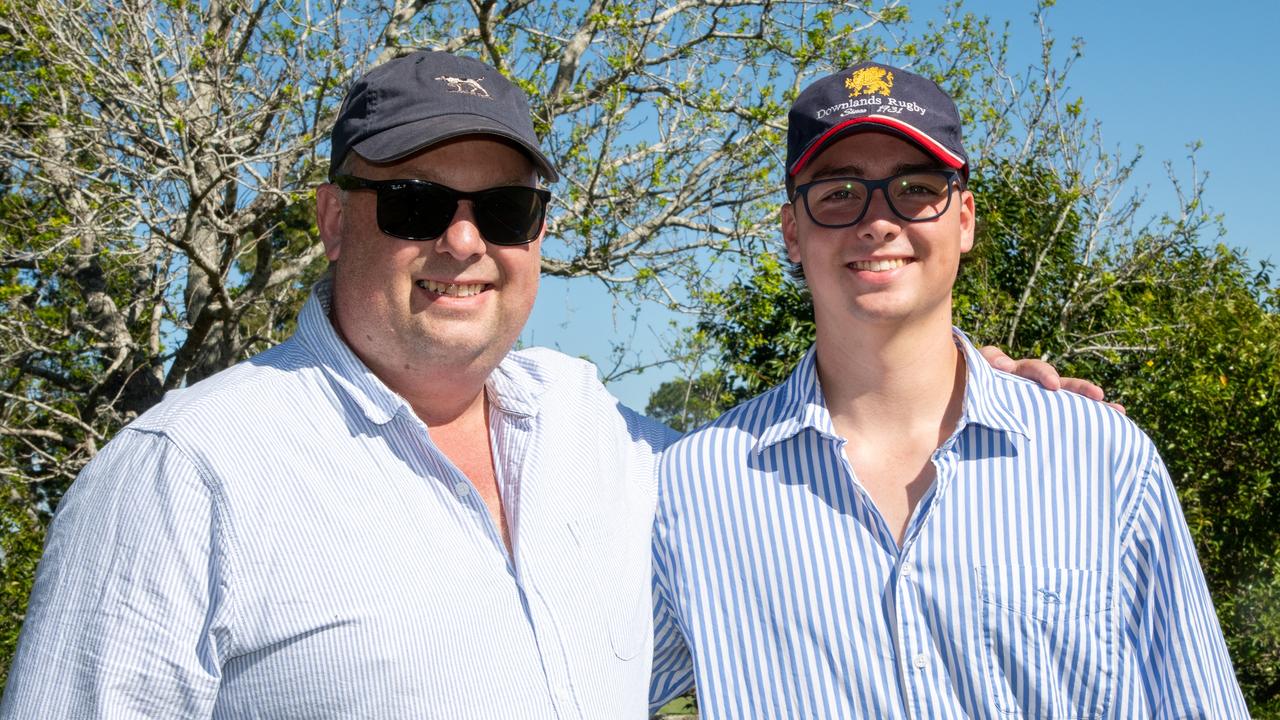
[786,62,968,180]
[329,51,558,182]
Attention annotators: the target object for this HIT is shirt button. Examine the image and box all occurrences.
[453,481,470,498]
[914,652,928,669]
[900,564,912,579]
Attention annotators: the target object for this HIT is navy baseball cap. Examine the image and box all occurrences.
[786,62,968,179]
[329,51,558,182]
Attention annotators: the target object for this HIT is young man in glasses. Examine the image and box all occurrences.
[4,52,1102,718]
[649,63,1248,718]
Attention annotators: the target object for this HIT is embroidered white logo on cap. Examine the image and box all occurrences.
[435,75,490,98]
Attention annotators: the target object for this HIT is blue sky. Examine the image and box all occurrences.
[521,0,1280,411]
[962,0,1278,266]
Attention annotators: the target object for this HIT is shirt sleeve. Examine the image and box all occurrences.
[1118,448,1249,719]
[648,483,695,712]
[1,429,232,718]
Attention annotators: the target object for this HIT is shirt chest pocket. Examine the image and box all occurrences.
[977,566,1115,719]
[571,518,653,662]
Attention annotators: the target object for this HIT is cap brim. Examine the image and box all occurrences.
[789,116,966,177]
[352,113,560,183]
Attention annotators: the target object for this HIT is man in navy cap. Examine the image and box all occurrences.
[2,50,674,719]
[650,62,1248,718]
[3,52,1099,719]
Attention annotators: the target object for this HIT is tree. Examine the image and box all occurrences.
[652,10,1280,711]
[644,366,728,433]
[0,0,979,684]
[1100,253,1280,713]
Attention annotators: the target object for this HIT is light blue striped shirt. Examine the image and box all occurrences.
[2,278,674,719]
[651,330,1248,719]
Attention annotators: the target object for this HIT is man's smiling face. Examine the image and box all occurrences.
[318,136,544,379]
[782,131,975,332]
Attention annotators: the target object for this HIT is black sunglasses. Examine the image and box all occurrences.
[333,175,551,246]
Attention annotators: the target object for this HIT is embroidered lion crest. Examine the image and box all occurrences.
[845,67,894,97]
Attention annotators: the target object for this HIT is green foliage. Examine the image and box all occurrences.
[966,153,1280,705]
[645,368,731,433]
[654,693,699,718]
[0,491,41,676]
[1106,259,1280,707]
[955,159,1083,353]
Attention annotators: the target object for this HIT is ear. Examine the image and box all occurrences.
[316,183,345,261]
[781,202,802,264]
[958,188,976,254]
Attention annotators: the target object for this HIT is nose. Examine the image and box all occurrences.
[433,199,486,259]
[857,185,902,242]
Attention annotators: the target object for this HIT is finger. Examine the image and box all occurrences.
[978,344,1018,372]
[1011,358,1061,391]
[1060,377,1104,401]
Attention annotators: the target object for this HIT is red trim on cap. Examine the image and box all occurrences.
[790,115,965,175]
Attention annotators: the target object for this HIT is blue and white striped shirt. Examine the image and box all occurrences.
[2,278,675,719]
[651,330,1248,719]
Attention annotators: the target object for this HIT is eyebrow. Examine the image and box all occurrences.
[808,161,944,181]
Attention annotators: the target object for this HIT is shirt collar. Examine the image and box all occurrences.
[484,352,547,419]
[952,327,1032,441]
[294,276,547,425]
[753,327,1031,454]
[294,276,409,426]
[755,345,839,452]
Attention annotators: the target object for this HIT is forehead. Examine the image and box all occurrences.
[797,131,937,183]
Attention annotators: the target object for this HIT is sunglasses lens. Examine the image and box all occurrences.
[376,183,455,240]
[354,178,546,244]
[474,187,547,246]
[473,185,547,244]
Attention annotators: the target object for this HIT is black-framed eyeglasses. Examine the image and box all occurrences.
[333,175,551,246]
[790,170,961,228]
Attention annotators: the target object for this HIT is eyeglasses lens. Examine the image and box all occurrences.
[804,171,953,226]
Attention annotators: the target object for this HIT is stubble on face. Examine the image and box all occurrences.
[318,137,544,389]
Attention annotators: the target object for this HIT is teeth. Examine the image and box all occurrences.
[417,279,485,297]
[850,258,908,271]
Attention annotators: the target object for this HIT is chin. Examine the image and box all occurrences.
[425,331,518,367]
[844,299,912,321]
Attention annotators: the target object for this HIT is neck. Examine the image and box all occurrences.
[328,309,498,427]
[814,313,965,441]
[374,358,494,427]
[404,372,491,427]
